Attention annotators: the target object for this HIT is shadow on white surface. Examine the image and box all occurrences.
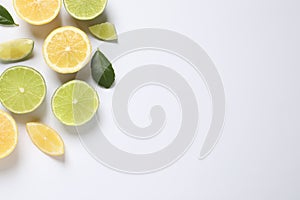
[73,10,110,33]
[49,153,65,163]
[27,12,62,39]
[0,146,19,172]
[10,96,49,124]
[56,72,78,84]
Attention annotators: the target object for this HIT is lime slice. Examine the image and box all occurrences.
[0,39,34,62]
[63,0,107,20]
[0,66,46,114]
[52,80,99,126]
[89,22,118,41]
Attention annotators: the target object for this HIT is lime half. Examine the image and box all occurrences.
[89,22,118,41]
[0,66,46,114]
[63,0,107,20]
[52,80,99,126]
[0,39,34,63]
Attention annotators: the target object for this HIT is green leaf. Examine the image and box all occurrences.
[91,49,115,89]
[0,5,18,26]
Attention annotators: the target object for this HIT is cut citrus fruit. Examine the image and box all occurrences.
[43,26,92,74]
[0,66,46,114]
[0,39,34,63]
[26,122,64,156]
[63,0,107,20]
[89,22,118,41]
[52,80,99,126]
[13,0,61,25]
[0,110,18,159]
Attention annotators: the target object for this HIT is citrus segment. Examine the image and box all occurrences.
[52,80,99,126]
[26,122,64,156]
[0,110,18,159]
[13,0,61,25]
[0,39,34,62]
[89,22,118,41]
[0,66,46,114]
[63,0,107,20]
[43,26,92,74]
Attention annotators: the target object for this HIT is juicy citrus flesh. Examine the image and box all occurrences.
[26,122,64,156]
[13,0,61,25]
[89,22,118,41]
[0,110,18,159]
[0,66,46,114]
[0,39,34,62]
[43,26,92,74]
[64,0,107,20]
[52,80,99,126]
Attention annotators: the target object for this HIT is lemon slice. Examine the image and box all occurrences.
[0,66,46,114]
[43,26,92,74]
[0,39,34,63]
[0,110,18,159]
[26,122,64,156]
[52,80,99,126]
[13,0,61,25]
[89,22,118,41]
[63,0,107,20]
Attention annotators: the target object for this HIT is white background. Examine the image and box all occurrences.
[1,0,300,199]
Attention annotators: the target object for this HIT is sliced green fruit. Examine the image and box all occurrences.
[52,80,99,126]
[0,39,34,62]
[89,22,118,41]
[0,66,46,114]
[63,0,107,20]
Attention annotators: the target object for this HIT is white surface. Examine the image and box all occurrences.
[0,0,300,199]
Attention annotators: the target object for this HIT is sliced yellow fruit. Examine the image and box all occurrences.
[26,122,64,156]
[13,0,61,25]
[0,110,18,159]
[43,26,92,74]
[0,39,34,63]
